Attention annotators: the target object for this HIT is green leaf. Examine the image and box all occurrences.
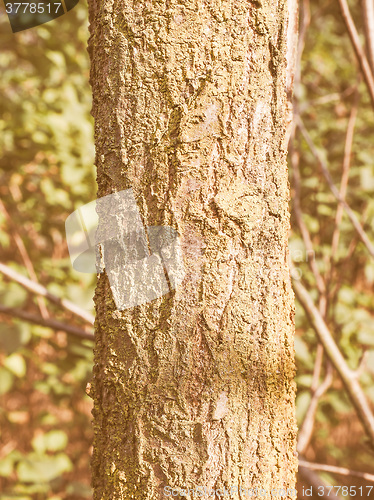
[32,431,68,454]
[365,261,374,285]
[16,453,72,483]
[296,374,313,388]
[66,482,92,497]
[367,351,374,374]
[0,282,28,308]
[4,353,26,377]
[0,455,15,477]
[0,496,32,500]
[296,391,312,425]
[294,336,314,369]
[357,329,374,346]
[327,391,351,414]
[0,367,14,395]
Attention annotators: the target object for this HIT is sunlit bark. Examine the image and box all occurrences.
[88,0,298,497]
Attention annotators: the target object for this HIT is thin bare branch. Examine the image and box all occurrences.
[299,458,374,483]
[0,304,94,340]
[292,271,374,446]
[294,0,311,91]
[297,363,333,454]
[298,466,342,500]
[297,117,374,258]
[354,349,369,379]
[311,344,324,392]
[363,0,374,74]
[330,87,360,261]
[0,262,94,325]
[298,85,357,112]
[0,199,49,319]
[290,139,326,296]
[290,121,331,454]
[338,0,374,107]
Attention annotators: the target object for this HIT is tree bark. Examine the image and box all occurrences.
[87,0,298,498]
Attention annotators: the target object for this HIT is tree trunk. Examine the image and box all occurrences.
[87,0,298,498]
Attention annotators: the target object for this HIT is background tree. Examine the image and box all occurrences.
[87,0,298,498]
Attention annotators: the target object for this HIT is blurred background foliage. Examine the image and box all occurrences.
[0,0,374,498]
[291,0,374,493]
[0,2,96,499]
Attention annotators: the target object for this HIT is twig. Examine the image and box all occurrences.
[0,199,49,319]
[330,86,360,262]
[311,345,324,392]
[299,458,374,483]
[298,86,357,112]
[292,271,374,446]
[297,117,374,258]
[294,0,311,91]
[354,350,369,379]
[0,304,94,340]
[0,262,94,325]
[298,466,342,500]
[297,363,333,454]
[338,0,374,108]
[363,0,374,74]
[290,120,331,454]
[290,138,326,296]
[328,207,369,304]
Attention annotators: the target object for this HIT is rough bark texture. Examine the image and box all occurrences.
[87,0,298,498]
